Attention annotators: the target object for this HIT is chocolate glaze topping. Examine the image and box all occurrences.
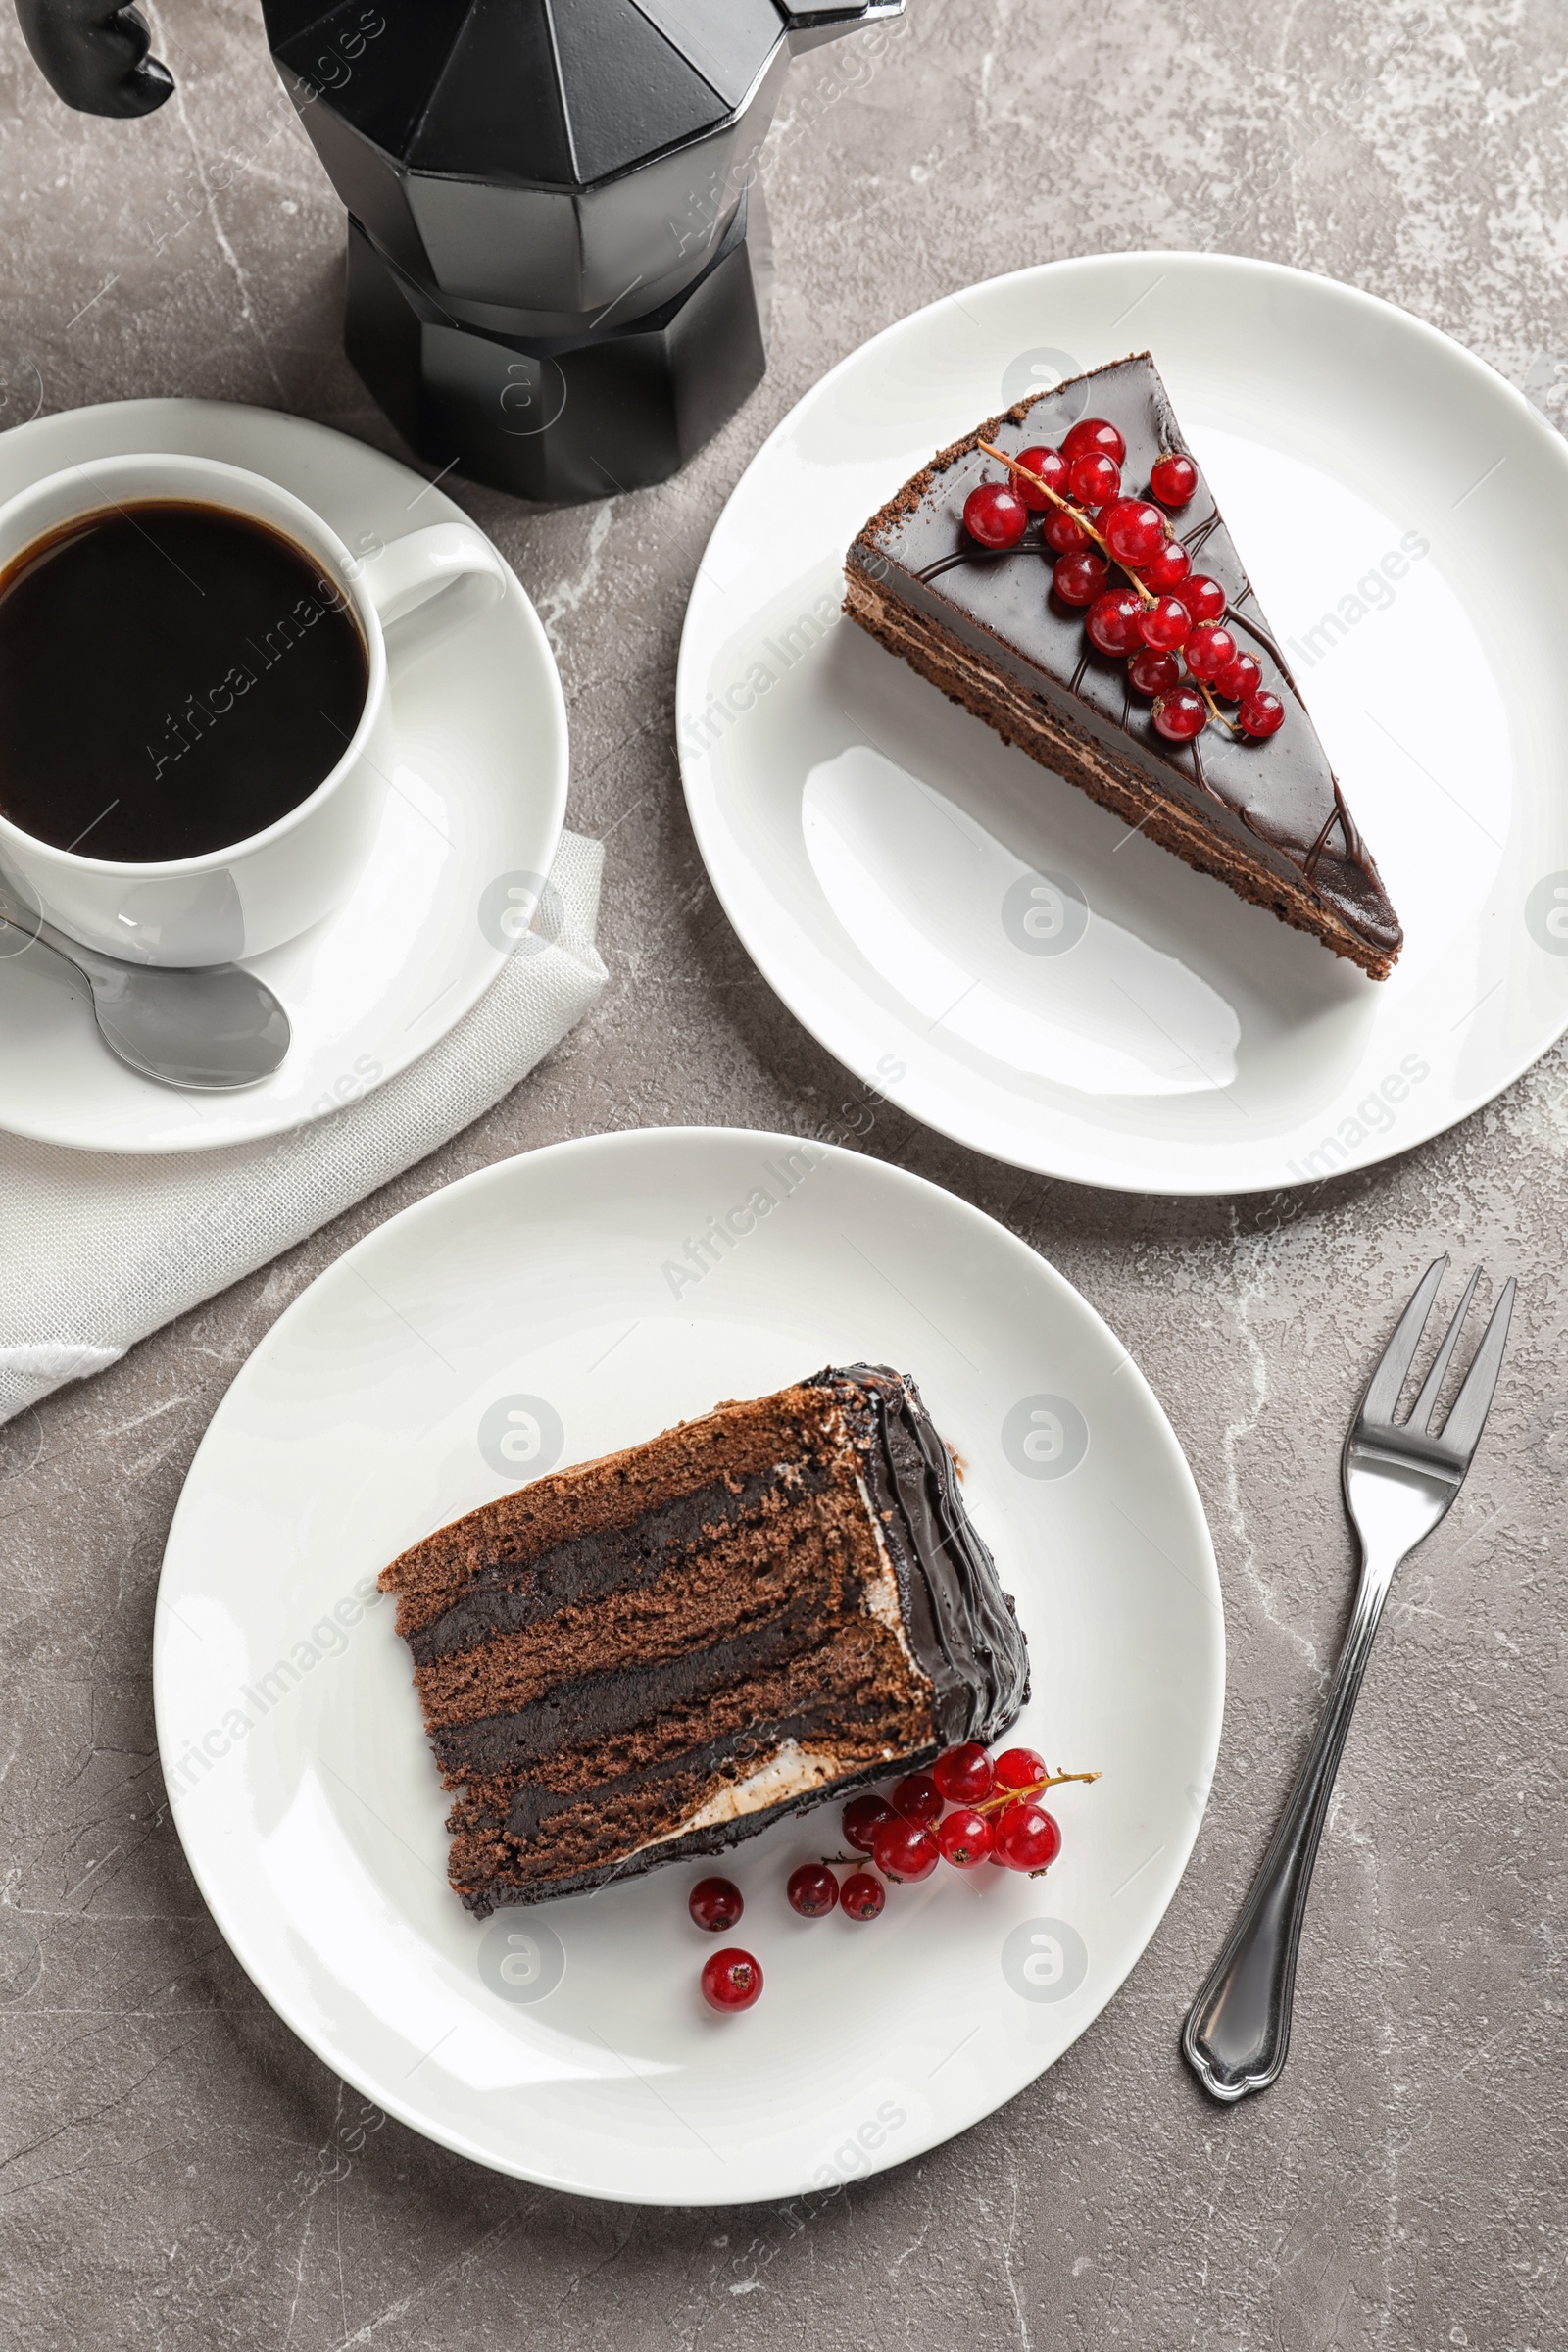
[811,1363,1029,1743]
[846,352,1402,965]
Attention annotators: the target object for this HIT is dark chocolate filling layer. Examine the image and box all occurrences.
[496,1714,835,1843]
[431,1592,856,1778]
[409,1459,833,1667]
[460,1746,903,1914]
[415,1519,852,1729]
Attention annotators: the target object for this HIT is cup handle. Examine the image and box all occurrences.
[358,522,509,638]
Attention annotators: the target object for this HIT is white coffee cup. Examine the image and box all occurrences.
[0,452,510,966]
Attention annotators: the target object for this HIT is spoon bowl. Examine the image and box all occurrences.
[0,904,291,1090]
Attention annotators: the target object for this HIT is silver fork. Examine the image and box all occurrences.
[1183,1256,1514,2102]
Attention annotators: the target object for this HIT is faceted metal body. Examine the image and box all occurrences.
[259,0,904,500]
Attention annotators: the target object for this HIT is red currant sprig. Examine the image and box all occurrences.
[762,1742,1100,1975]
[969,1755,1102,1813]
[976,438,1258,746]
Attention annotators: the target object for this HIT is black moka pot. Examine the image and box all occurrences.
[16,1,904,502]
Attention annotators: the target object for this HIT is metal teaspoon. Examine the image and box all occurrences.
[0,902,291,1091]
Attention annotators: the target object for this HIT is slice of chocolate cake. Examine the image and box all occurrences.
[844,353,1402,979]
[379,1365,1028,1915]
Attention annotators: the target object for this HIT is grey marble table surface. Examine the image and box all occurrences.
[2,4,1564,2347]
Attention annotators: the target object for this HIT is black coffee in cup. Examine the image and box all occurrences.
[0,500,369,862]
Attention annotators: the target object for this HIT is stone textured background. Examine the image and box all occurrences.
[1,3,1564,2346]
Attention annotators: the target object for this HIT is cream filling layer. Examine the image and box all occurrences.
[854,1467,926,1682]
[635,1738,850,1853]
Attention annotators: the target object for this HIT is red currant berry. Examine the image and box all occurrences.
[1183,573,1226,624]
[1184,622,1237,683]
[1149,451,1199,508]
[1139,538,1192,592]
[1067,451,1121,507]
[1053,551,1108,607]
[1011,445,1067,511]
[1137,594,1191,652]
[892,1771,944,1827]
[700,1946,762,2011]
[1085,588,1144,656]
[871,1816,941,1883]
[932,1741,996,1804]
[937,1807,996,1868]
[1042,505,1093,555]
[963,481,1029,549]
[1102,497,1168,567]
[992,1803,1062,1873]
[1240,691,1286,738]
[1212,651,1262,704]
[1128,648,1181,697]
[841,1870,886,1921]
[787,1862,840,1917]
[843,1793,893,1853]
[994,1747,1048,1793]
[1062,416,1127,467]
[688,1876,743,1933]
[1152,688,1208,742]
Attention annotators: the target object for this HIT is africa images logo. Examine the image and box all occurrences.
[1002,870,1089,957]
[478,1395,565,1481]
[1002,1395,1090,1480]
[476,1915,566,2004]
[1001,1917,1089,2003]
[1000,347,1085,417]
[478,870,564,958]
[1526,870,1568,955]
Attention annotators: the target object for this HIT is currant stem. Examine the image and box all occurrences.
[977,440,1153,605]
[976,441,1244,735]
[973,1769,1102,1816]
[1191,674,1243,739]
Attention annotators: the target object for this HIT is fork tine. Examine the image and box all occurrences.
[1437,1278,1515,1461]
[1359,1256,1447,1425]
[1410,1266,1481,1431]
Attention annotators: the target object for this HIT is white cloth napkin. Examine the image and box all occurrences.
[0,829,607,1427]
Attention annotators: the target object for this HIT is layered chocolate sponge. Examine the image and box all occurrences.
[843,352,1402,979]
[379,1365,1028,1915]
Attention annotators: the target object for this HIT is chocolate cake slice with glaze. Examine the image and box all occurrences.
[379,1365,1028,1915]
[844,352,1402,979]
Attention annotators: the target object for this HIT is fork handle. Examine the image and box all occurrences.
[1182,1568,1392,2100]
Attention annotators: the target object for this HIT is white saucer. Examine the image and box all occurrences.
[154,1127,1221,2206]
[0,400,566,1153]
[678,253,1568,1194]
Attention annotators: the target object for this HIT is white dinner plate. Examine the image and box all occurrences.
[155,1128,1222,2205]
[0,399,566,1152]
[678,252,1568,1193]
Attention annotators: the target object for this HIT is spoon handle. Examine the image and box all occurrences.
[0,904,78,973]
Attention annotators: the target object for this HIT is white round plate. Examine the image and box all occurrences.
[678,252,1568,1194]
[0,400,566,1152]
[155,1128,1221,2206]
